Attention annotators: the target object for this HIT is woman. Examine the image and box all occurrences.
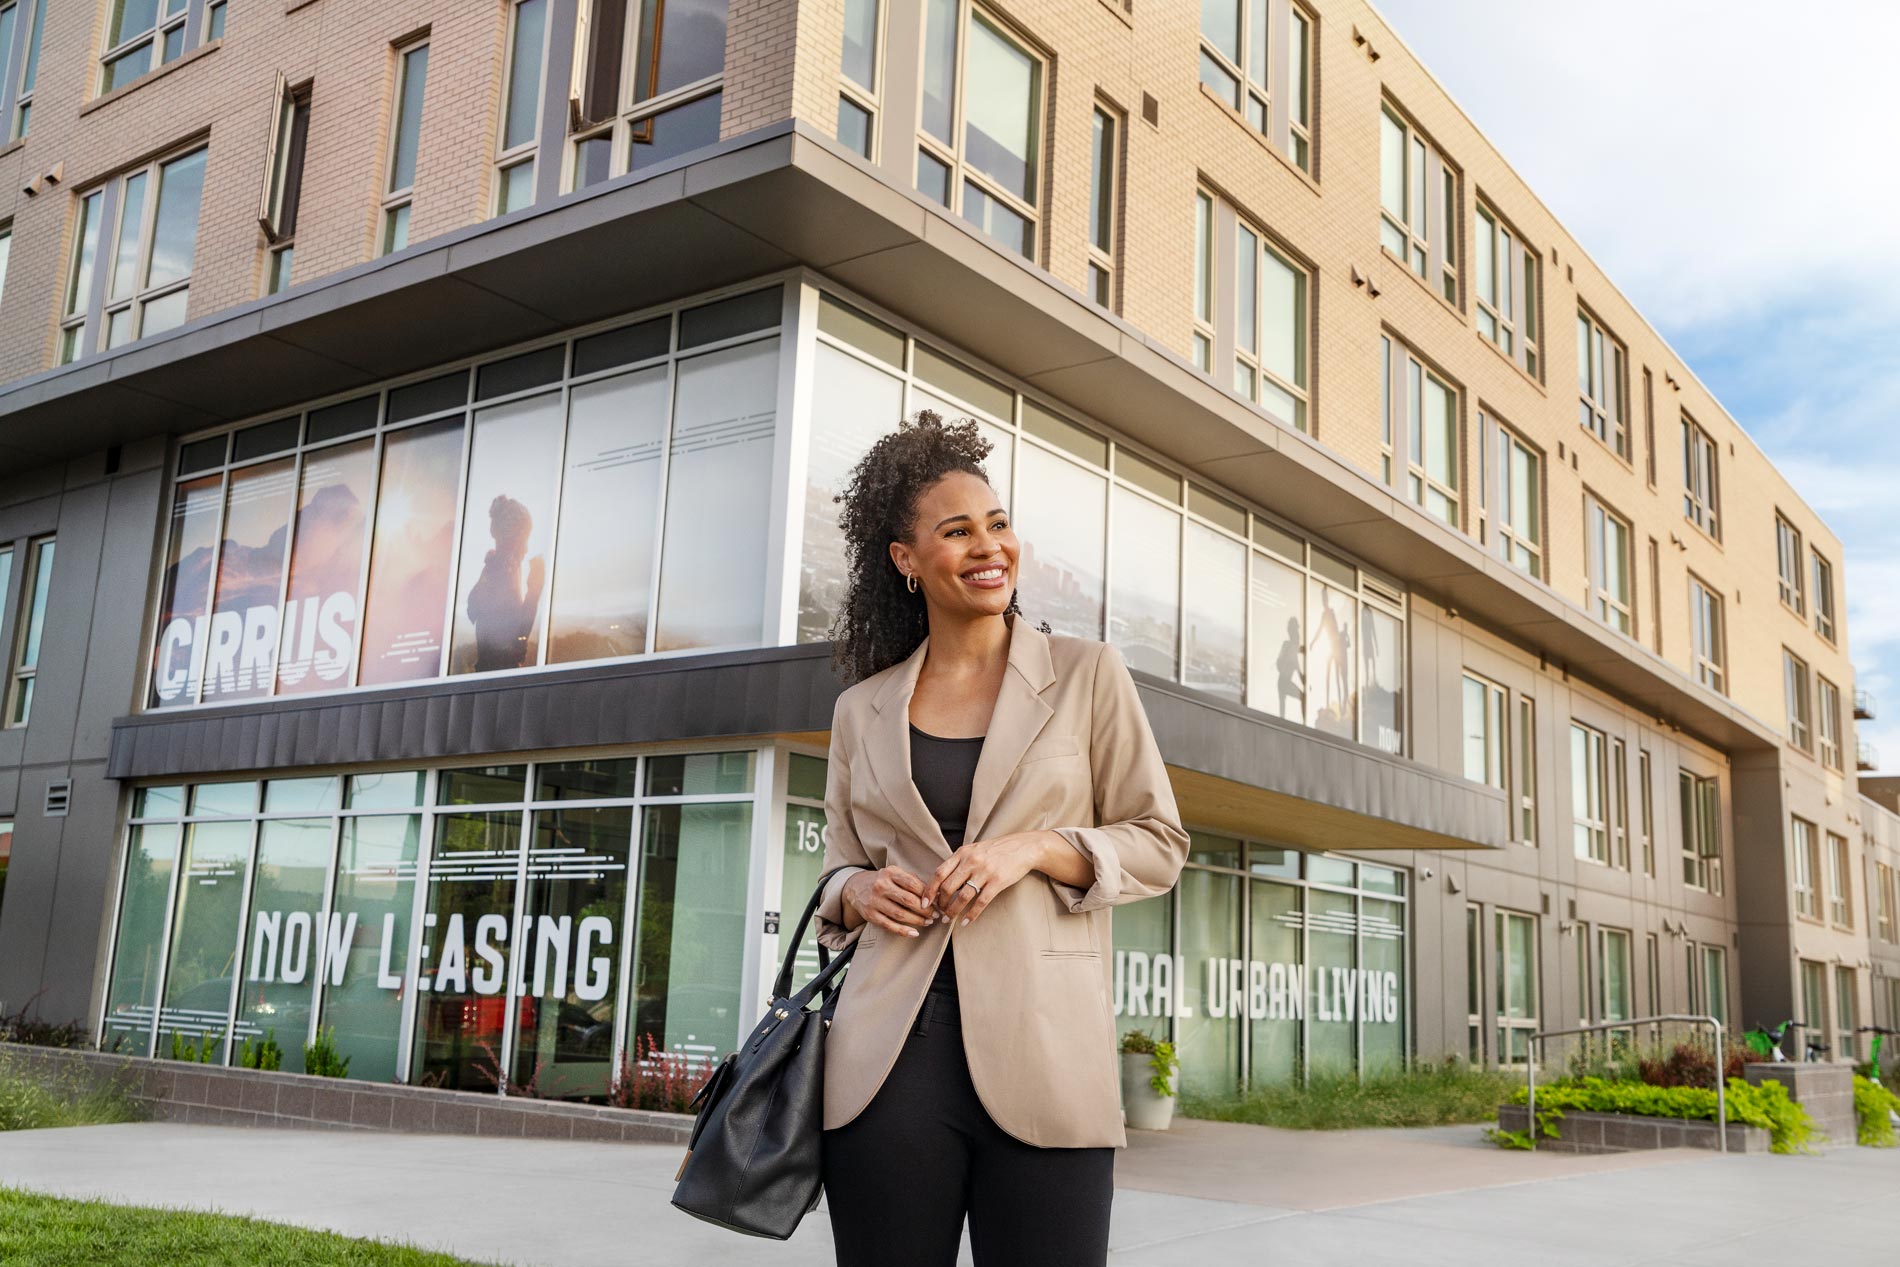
[812,411,1189,1266]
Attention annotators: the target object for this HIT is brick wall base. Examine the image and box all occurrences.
[1744,1063,1857,1148]
[1497,1103,1769,1154]
[0,1042,694,1145]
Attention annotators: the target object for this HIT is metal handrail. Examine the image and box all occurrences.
[1525,1014,1727,1153]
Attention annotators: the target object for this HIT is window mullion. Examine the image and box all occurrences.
[1265,0,1291,156]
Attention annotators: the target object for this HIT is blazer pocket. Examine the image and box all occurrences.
[1020,733,1081,764]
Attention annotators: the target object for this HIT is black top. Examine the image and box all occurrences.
[909,723,984,993]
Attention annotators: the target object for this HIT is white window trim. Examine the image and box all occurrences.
[1585,493,1633,636]
[1689,573,1725,693]
[1577,307,1629,460]
[1475,201,1540,377]
[381,39,430,256]
[1571,720,1608,866]
[493,0,551,217]
[837,0,885,160]
[1196,0,1315,173]
[1379,102,1457,303]
[1784,648,1812,753]
[99,0,203,94]
[5,534,51,728]
[60,143,208,363]
[1681,413,1721,542]
[1085,100,1121,311]
[1775,513,1804,615]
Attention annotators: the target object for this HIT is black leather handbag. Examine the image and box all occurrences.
[669,863,860,1239]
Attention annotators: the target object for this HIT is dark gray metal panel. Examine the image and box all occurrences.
[34,760,123,1024]
[72,470,166,760]
[21,484,108,767]
[0,767,57,1012]
[1133,671,1508,850]
[108,643,847,780]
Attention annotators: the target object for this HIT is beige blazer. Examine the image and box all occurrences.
[812,611,1189,1149]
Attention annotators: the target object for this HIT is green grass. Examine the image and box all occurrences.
[0,1056,143,1131]
[0,1189,502,1267]
[1180,1060,1520,1130]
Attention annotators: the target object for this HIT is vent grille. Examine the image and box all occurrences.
[1141,92,1159,127]
[44,780,72,818]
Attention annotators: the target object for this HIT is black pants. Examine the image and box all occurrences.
[821,978,1115,1266]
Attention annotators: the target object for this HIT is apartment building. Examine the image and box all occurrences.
[0,0,1882,1097]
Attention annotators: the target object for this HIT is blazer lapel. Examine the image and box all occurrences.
[864,634,953,860]
[964,614,1056,845]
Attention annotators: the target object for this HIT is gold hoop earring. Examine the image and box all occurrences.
[906,572,918,594]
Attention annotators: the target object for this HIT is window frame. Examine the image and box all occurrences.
[1576,307,1629,460]
[5,534,53,728]
[1817,676,1842,771]
[1637,748,1654,876]
[1461,671,1506,790]
[1584,492,1633,636]
[59,143,210,363]
[1494,908,1539,1066]
[1811,549,1836,643]
[259,76,312,296]
[1379,335,1461,527]
[1783,648,1812,754]
[1474,199,1540,378]
[1196,0,1316,174]
[1792,815,1820,921]
[493,0,551,217]
[1192,189,1215,371]
[1680,769,1722,895]
[380,39,431,256]
[1515,695,1537,847]
[1480,413,1543,581]
[1826,831,1852,930]
[1086,100,1123,311]
[0,0,44,141]
[1230,213,1310,431]
[1378,101,1457,304]
[1775,514,1804,615]
[912,2,1046,262]
[1570,720,1609,866]
[99,0,220,95]
[1681,413,1721,542]
[1688,572,1725,694]
[836,0,884,159]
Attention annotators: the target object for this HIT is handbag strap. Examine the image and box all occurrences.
[771,862,867,1001]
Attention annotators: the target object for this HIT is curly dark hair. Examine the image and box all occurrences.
[827,410,1047,685]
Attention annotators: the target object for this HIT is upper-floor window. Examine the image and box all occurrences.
[1877,861,1897,943]
[569,0,729,190]
[1462,672,1505,789]
[5,535,52,727]
[1680,770,1721,893]
[1689,573,1724,693]
[1584,493,1632,635]
[1784,648,1812,752]
[1681,413,1720,541]
[260,77,311,296]
[1233,218,1308,431]
[495,0,549,216]
[381,41,429,255]
[1817,675,1842,770]
[1197,0,1314,172]
[1191,191,1214,371]
[59,146,208,363]
[101,0,220,94]
[1379,335,1459,526]
[916,3,1042,259]
[1379,103,1456,302]
[1481,415,1542,580]
[1811,549,1836,642]
[0,223,10,309]
[1087,102,1121,309]
[1637,748,1654,875]
[1570,720,1608,865]
[0,0,45,140]
[1576,308,1629,460]
[1609,737,1630,869]
[1776,514,1804,614]
[838,0,880,157]
[1826,832,1852,928]
[1515,696,1537,847]
[1792,815,1820,918]
[1474,202,1540,377]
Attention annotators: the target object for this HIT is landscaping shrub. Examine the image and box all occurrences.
[0,1053,142,1132]
[1636,1041,1761,1088]
[608,1032,700,1114]
[1503,1075,1818,1154]
[1853,1075,1900,1148]
[1182,1058,1517,1130]
[0,998,88,1050]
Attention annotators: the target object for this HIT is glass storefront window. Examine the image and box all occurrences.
[1360,896,1406,1074]
[157,820,252,1058]
[1305,887,1357,1075]
[148,474,224,708]
[801,341,905,644]
[1248,878,1300,1084]
[1112,890,1174,1048]
[102,823,181,1053]
[1183,521,1245,702]
[1176,865,1242,1095]
[1014,442,1106,641]
[1306,579,1357,740]
[1247,550,1303,723]
[201,459,297,704]
[323,813,420,1082]
[1110,486,1181,680]
[276,439,375,697]
[235,817,332,1070]
[415,808,524,1091]
[448,392,564,675]
[358,418,466,686]
[1361,606,1404,755]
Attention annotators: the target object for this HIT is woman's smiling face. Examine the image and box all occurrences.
[890,470,1018,620]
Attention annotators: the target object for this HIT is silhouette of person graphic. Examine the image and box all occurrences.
[466,493,545,671]
[1310,595,1351,725]
[1276,616,1304,717]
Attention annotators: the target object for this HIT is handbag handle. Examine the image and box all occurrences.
[771,862,867,1002]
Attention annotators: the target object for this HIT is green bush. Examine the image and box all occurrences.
[237,1031,283,1072]
[0,1054,142,1132]
[304,1026,351,1079]
[166,1031,222,1064]
[1185,1058,1517,1130]
[1503,1075,1818,1154]
[1853,1075,1900,1148]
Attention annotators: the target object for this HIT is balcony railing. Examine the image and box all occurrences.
[1858,740,1880,772]
[1855,688,1876,721]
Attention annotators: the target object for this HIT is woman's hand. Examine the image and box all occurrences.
[842,867,937,938]
[921,830,1086,927]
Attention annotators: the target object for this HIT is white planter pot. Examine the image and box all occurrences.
[1120,1051,1176,1131]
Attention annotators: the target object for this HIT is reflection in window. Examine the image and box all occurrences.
[568,0,729,189]
[1109,486,1181,680]
[1247,550,1303,724]
[323,814,419,1081]
[549,367,670,661]
[102,823,181,1054]
[415,808,524,1091]
[277,441,376,696]
[655,339,779,651]
[1015,443,1106,641]
[201,460,297,704]
[1305,580,1356,740]
[236,818,333,1072]
[358,419,466,685]
[449,393,563,675]
[149,478,223,708]
[1183,521,1245,702]
[1249,879,1299,1083]
[801,342,905,643]
[916,1,1043,258]
[1360,605,1403,755]
[157,820,252,1060]
[1176,866,1241,1094]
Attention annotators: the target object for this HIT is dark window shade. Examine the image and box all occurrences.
[574,316,669,376]
[387,371,469,423]
[233,417,300,462]
[177,435,228,475]
[306,395,380,444]
[476,345,566,401]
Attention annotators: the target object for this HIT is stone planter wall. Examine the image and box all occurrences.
[0,1042,693,1144]
[1497,1104,1769,1154]
[1743,1063,1855,1147]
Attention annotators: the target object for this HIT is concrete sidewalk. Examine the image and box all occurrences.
[1,1118,1894,1264]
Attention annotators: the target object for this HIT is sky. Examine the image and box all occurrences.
[1370,0,1900,776]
